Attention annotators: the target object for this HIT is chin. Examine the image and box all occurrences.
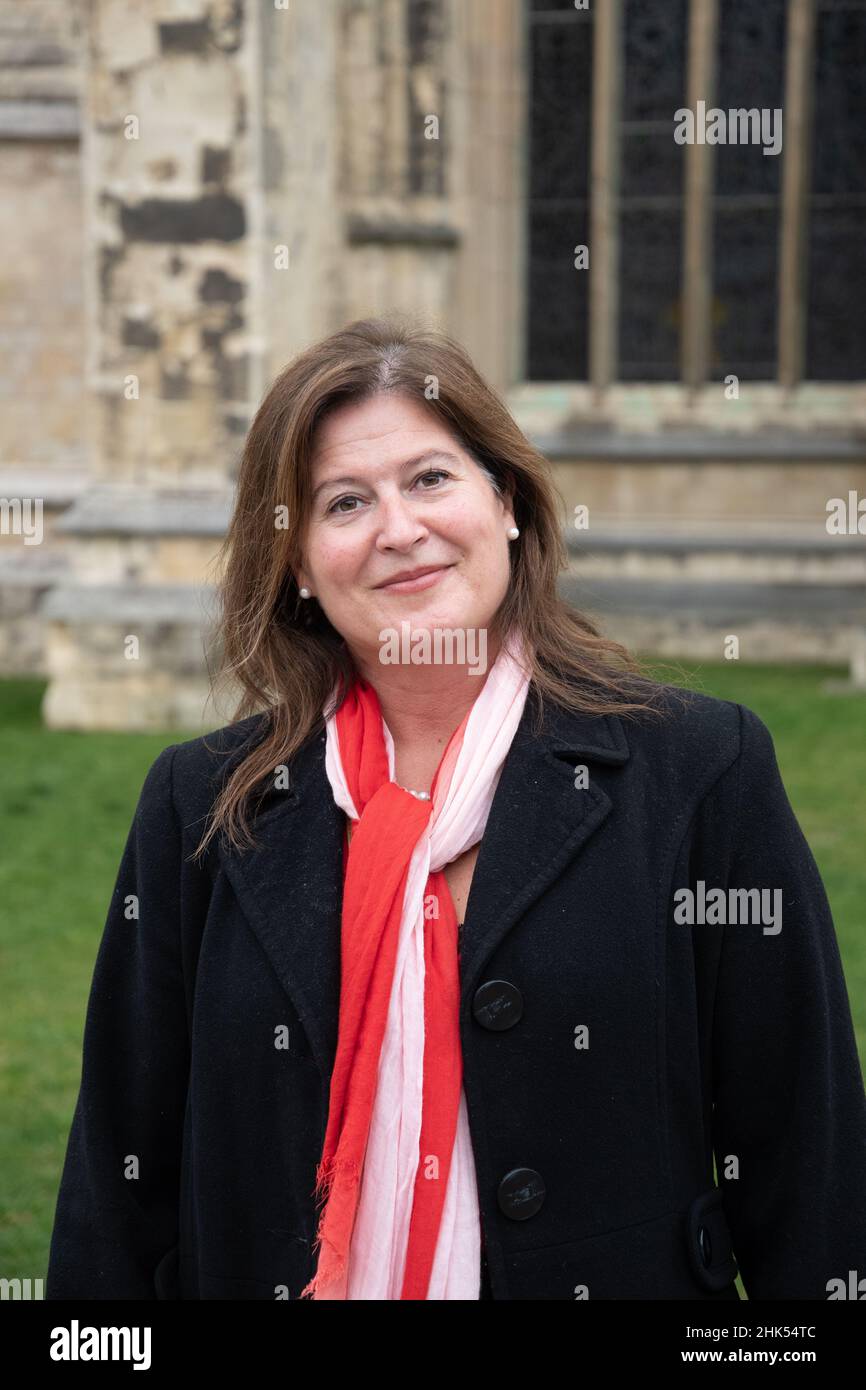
[399,608,475,632]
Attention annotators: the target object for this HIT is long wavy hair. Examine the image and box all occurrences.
[195,312,679,860]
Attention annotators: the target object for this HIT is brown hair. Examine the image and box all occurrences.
[195,312,679,860]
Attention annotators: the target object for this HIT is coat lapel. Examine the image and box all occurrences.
[217,691,631,1083]
[458,692,630,995]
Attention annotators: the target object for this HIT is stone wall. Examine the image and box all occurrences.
[85,0,255,486]
[0,0,85,469]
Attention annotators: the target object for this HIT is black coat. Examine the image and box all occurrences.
[45,684,866,1300]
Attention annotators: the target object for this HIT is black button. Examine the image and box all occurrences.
[497,1167,545,1220]
[472,980,523,1031]
[698,1224,712,1268]
[685,1188,739,1293]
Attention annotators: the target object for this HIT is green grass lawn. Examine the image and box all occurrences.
[1,665,864,1292]
[640,653,866,1066]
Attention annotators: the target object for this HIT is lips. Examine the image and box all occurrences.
[375,564,453,589]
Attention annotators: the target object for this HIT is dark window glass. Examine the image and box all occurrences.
[526,3,593,379]
[618,0,687,380]
[805,1,866,379]
[710,0,786,380]
[407,0,446,197]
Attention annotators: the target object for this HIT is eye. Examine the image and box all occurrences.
[415,469,449,489]
[325,469,450,516]
[325,494,362,515]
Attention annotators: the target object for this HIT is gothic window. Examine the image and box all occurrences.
[525,0,866,386]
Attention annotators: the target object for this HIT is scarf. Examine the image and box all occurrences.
[298,629,532,1300]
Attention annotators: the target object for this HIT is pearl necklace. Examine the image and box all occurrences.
[345,785,431,852]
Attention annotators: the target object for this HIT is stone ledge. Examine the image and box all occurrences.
[0,39,71,67]
[0,552,70,586]
[563,576,866,622]
[54,486,233,536]
[565,530,866,555]
[39,582,218,624]
[0,468,90,507]
[506,383,866,440]
[0,98,79,139]
[345,211,459,247]
[532,428,866,462]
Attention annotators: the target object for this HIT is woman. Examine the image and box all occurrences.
[46,315,866,1300]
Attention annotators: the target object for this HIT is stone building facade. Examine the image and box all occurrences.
[0,0,864,731]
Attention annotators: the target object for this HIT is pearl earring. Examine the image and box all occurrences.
[507,526,520,540]
[299,586,311,599]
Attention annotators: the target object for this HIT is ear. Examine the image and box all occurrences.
[500,479,517,531]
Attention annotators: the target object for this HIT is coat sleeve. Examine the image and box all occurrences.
[710,702,866,1299]
[45,743,192,1299]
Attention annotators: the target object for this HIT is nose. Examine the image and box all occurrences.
[374,488,429,551]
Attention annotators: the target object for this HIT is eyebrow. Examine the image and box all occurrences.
[311,449,461,502]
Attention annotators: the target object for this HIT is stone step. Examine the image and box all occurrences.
[39,583,230,732]
[535,431,866,526]
[561,574,866,666]
[0,467,90,552]
[566,528,866,583]
[0,467,89,508]
[0,551,72,675]
[53,485,232,535]
[40,580,218,627]
[51,484,232,585]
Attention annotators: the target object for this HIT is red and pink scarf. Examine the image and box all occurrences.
[299,630,532,1299]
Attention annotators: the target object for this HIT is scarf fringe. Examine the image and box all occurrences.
[297,1153,363,1300]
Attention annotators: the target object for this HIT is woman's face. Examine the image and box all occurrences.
[296,391,516,671]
